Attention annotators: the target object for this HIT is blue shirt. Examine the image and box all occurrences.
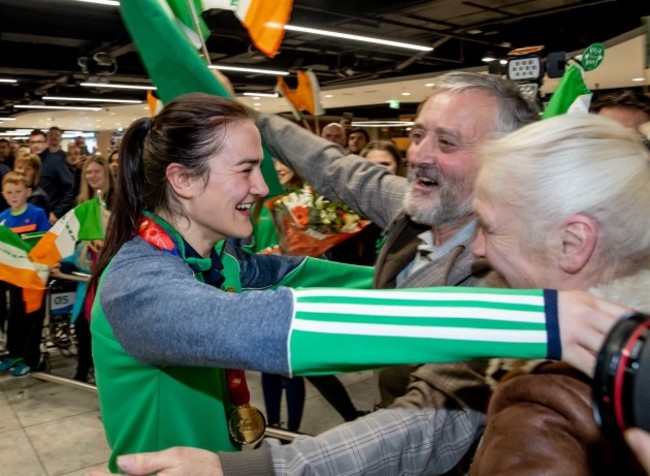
[0,203,51,234]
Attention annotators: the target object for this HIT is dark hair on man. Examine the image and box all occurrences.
[91,93,254,290]
[48,126,63,133]
[348,127,370,142]
[590,89,650,116]
[29,129,46,140]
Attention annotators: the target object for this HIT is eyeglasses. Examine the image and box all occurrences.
[28,140,46,144]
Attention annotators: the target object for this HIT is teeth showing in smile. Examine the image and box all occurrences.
[236,203,252,211]
[419,177,437,186]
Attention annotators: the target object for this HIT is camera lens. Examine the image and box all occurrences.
[593,312,650,439]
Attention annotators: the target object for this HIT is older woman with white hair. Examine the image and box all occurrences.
[469,113,650,475]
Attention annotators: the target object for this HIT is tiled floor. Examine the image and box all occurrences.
[0,345,375,476]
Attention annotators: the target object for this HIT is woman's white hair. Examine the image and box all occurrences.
[476,113,650,276]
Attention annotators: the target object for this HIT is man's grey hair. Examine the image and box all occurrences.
[427,72,540,134]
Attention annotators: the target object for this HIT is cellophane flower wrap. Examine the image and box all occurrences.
[267,185,368,256]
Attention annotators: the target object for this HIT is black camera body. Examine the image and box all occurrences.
[593,312,650,439]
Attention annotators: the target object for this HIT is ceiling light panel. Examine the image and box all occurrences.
[284,25,433,52]
[14,105,103,111]
[43,96,143,104]
[81,82,156,90]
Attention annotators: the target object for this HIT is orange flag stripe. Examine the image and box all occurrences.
[0,262,47,312]
[29,232,64,266]
[241,0,293,58]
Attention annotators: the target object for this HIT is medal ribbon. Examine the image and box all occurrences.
[138,213,252,409]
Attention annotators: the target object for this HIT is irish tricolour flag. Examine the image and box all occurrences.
[0,227,49,313]
[542,64,592,119]
[29,198,104,266]
[0,198,104,311]
[166,0,293,58]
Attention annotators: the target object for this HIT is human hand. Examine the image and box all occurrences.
[86,447,223,476]
[557,290,630,376]
[49,212,58,225]
[88,240,104,254]
[625,428,650,473]
[49,262,63,278]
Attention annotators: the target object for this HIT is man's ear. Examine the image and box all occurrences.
[559,214,598,274]
[165,163,199,199]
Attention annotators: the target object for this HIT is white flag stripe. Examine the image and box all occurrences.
[49,212,81,258]
[295,288,545,306]
[0,245,48,285]
[567,94,593,114]
[295,303,546,323]
[54,234,78,258]
[49,209,80,235]
[292,319,547,343]
[0,247,37,270]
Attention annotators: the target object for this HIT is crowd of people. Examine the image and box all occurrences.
[0,129,118,381]
[1,71,650,476]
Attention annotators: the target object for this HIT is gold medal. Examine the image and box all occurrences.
[227,404,266,446]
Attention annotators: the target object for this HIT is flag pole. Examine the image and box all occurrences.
[187,0,212,65]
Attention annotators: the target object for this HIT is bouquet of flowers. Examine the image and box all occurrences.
[267,185,368,256]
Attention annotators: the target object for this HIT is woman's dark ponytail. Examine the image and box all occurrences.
[90,117,149,291]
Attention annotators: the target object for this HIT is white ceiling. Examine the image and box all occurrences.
[3,28,647,134]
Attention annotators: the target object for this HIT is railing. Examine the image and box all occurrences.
[30,371,306,442]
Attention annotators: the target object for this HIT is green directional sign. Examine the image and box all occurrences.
[581,43,605,71]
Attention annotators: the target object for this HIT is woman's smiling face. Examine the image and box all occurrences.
[85,161,106,192]
[184,120,268,247]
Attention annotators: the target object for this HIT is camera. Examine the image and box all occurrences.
[593,312,650,439]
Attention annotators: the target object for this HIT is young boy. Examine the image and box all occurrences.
[14,153,51,216]
[0,172,50,376]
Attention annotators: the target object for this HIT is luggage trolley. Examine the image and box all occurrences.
[40,270,90,372]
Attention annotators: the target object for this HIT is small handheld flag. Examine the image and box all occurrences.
[276,70,324,120]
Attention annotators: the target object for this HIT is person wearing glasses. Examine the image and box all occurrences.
[27,129,48,155]
[29,128,75,223]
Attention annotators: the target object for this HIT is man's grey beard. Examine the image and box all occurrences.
[402,175,475,227]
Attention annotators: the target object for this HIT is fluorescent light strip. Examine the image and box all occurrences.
[284,25,433,52]
[0,79,18,83]
[76,0,119,6]
[81,82,156,91]
[242,92,279,98]
[0,117,16,121]
[14,105,102,111]
[0,132,29,136]
[209,65,289,76]
[44,96,143,104]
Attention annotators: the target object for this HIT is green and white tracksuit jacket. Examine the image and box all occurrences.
[92,227,560,472]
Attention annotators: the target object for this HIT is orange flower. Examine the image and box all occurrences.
[291,205,310,227]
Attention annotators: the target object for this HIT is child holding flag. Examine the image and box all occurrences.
[0,172,50,376]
